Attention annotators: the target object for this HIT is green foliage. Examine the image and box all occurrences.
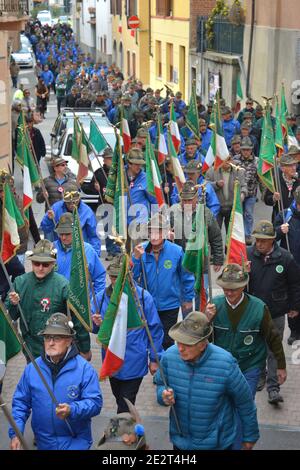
[205,0,230,46]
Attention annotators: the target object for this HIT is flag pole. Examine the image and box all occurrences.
[127,270,182,436]
[0,257,29,333]
[0,299,76,438]
[0,393,30,450]
[273,156,291,252]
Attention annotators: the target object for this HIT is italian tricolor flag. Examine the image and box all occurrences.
[226,181,247,265]
[72,118,92,184]
[170,102,181,153]
[1,183,24,263]
[145,134,164,208]
[121,118,131,154]
[157,114,167,165]
[98,256,143,380]
[202,97,229,173]
[167,130,186,193]
[288,126,299,149]
[23,143,40,211]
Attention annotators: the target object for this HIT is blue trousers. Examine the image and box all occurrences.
[232,366,261,450]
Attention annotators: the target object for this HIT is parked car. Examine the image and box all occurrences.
[20,34,32,52]
[11,46,34,68]
[37,10,52,26]
[50,108,117,205]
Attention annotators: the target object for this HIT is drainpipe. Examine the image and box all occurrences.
[149,0,153,57]
[246,0,255,98]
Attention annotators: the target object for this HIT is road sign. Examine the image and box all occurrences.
[128,15,140,29]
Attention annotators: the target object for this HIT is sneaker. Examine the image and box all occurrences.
[105,253,114,261]
[256,370,267,392]
[268,390,284,405]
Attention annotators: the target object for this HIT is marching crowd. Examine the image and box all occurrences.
[2,18,300,451]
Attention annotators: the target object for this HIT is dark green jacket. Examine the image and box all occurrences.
[5,270,90,358]
[213,294,285,372]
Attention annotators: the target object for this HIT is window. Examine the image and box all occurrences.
[126,0,137,16]
[116,0,122,16]
[104,36,107,54]
[166,42,173,82]
[132,53,136,78]
[156,41,162,78]
[100,37,103,52]
[156,0,172,16]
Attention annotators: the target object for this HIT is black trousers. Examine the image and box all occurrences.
[288,315,300,335]
[109,376,143,413]
[158,308,180,350]
[216,207,232,233]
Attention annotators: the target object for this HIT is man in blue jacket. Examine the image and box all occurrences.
[9,313,102,450]
[40,191,101,256]
[222,106,240,148]
[155,311,259,450]
[170,161,220,218]
[54,213,106,300]
[92,255,164,413]
[132,213,195,349]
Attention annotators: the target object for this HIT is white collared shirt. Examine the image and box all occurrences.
[226,293,245,310]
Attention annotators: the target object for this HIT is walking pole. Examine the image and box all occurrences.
[0,257,29,333]
[127,270,182,436]
[0,300,76,438]
[0,393,30,450]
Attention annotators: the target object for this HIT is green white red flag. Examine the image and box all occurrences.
[23,143,40,212]
[145,134,164,208]
[182,203,209,311]
[167,130,185,193]
[121,118,131,154]
[281,83,288,141]
[170,102,181,153]
[71,118,92,184]
[226,181,247,265]
[275,95,284,157]
[157,114,168,165]
[97,255,143,380]
[257,103,276,193]
[1,183,24,263]
[202,97,229,172]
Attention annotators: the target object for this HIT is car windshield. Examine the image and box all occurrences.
[65,115,109,129]
[38,16,51,22]
[17,49,31,54]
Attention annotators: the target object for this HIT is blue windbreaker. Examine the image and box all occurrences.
[170,178,220,217]
[132,240,195,311]
[9,353,102,450]
[126,169,158,226]
[54,239,106,298]
[40,200,101,256]
[92,284,164,380]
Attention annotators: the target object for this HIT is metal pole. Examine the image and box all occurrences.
[127,271,182,436]
[0,257,29,333]
[0,300,76,438]
[0,393,29,450]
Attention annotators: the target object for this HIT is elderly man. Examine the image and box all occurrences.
[132,214,194,348]
[40,191,101,255]
[206,263,286,448]
[10,313,102,450]
[264,153,300,222]
[54,213,106,299]
[36,157,78,209]
[155,311,259,450]
[5,240,91,361]
[247,220,300,403]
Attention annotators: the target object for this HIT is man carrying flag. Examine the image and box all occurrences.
[92,254,164,413]
[5,239,91,361]
[225,180,248,265]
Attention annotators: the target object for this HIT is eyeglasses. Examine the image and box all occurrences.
[44,335,65,342]
[56,163,67,167]
[32,261,52,267]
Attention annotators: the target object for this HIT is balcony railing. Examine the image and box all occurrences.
[197,16,244,56]
[0,0,29,17]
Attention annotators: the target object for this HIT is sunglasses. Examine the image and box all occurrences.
[56,163,67,167]
[44,335,66,342]
[32,261,52,267]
